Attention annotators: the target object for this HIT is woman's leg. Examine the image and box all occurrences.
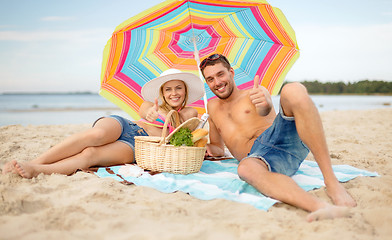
[31,117,122,165]
[2,160,17,174]
[15,140,134,179]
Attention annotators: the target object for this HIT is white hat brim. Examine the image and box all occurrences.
[141,72,205,105]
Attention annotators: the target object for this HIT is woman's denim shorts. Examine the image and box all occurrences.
[242,107,309,176]
[93,115,148,152]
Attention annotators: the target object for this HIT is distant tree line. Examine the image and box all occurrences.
[283,80,392,95]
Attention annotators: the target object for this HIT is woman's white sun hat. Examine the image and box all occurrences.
[141,69,205,105]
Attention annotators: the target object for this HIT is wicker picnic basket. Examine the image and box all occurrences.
[135,110,206,174]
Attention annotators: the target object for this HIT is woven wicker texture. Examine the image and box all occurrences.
[135,110,206,174]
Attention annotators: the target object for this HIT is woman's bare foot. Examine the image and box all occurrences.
[306,205,351,222]
[14,161,38,179]
[326,181,357,207]
[2,160,18,174]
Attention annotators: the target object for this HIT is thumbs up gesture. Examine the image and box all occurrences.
[145,98,159,122]
[249,76,272,116]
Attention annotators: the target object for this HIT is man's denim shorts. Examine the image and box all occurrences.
[242,107,309,176]
[93,115,148,152]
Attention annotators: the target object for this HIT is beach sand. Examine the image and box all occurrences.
[1,109,391,240]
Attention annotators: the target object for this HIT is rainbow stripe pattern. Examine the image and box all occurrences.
[100,0,299,120]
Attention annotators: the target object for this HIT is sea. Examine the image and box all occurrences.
[0,93,391,126]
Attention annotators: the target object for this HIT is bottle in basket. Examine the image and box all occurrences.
[192,113,209,147]
[196,113,209,129]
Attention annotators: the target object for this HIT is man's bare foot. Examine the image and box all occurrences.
[326,181,357,207]
[306,205,351,222]
[2,160,18,174]
[14,161,37,179]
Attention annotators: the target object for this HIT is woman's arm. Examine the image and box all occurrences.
[138,99,159,122]
[179,107,198,122]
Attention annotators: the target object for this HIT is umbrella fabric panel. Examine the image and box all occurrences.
[100,0,299,119]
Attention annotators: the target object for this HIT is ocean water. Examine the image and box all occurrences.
[0,94,391,126]
[0,94,129,126]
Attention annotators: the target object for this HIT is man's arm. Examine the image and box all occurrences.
[205,101,225,157]
[206,118,225,157]
[249,76,273,116]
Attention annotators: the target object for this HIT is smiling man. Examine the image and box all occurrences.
[200,54,356,222]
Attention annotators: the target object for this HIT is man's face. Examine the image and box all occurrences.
[203,63,235,100]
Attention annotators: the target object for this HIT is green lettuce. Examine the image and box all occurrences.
[169,128,193,146]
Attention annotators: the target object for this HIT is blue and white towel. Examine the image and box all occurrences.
[94,159,378,211]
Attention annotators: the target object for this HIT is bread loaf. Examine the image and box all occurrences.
[194,137,208,147]
[191,128,209,143]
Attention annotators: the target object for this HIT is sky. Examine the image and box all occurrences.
[0,0,391,93]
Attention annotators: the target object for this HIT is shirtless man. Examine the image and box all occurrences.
[200,54,356,222]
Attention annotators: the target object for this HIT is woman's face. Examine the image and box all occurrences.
[161,80,186,109]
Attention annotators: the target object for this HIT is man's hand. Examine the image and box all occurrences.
[145,98,159,122]
[205,144,213,157]
[249,75,272,116]
[204,143,225,158]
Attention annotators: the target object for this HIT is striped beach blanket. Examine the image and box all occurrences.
[94,159,378,211]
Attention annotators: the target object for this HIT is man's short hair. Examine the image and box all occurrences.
[199,54,231,74]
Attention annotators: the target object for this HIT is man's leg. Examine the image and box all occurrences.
[238,157,350,221]
[238,157,325,211]
[279,82,356,207]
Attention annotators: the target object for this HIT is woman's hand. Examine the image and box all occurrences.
[145,98,159,122]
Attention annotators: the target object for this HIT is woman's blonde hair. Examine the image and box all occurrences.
[158,81,189,128]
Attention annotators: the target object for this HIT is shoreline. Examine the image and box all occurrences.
[2,107,391,127]
[0,108,391,239]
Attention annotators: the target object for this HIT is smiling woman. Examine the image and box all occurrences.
[1,69,205,179]
[161,80,187,109]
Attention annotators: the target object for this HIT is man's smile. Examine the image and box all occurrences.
[216,84,226,93]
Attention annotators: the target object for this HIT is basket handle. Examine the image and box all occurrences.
[159,109,177,145]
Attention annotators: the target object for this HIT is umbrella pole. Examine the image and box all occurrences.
[192,37,208,115]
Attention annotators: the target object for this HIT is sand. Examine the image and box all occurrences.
[1,109,391,240]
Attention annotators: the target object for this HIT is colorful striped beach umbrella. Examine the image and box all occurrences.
[100,0,299,120]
